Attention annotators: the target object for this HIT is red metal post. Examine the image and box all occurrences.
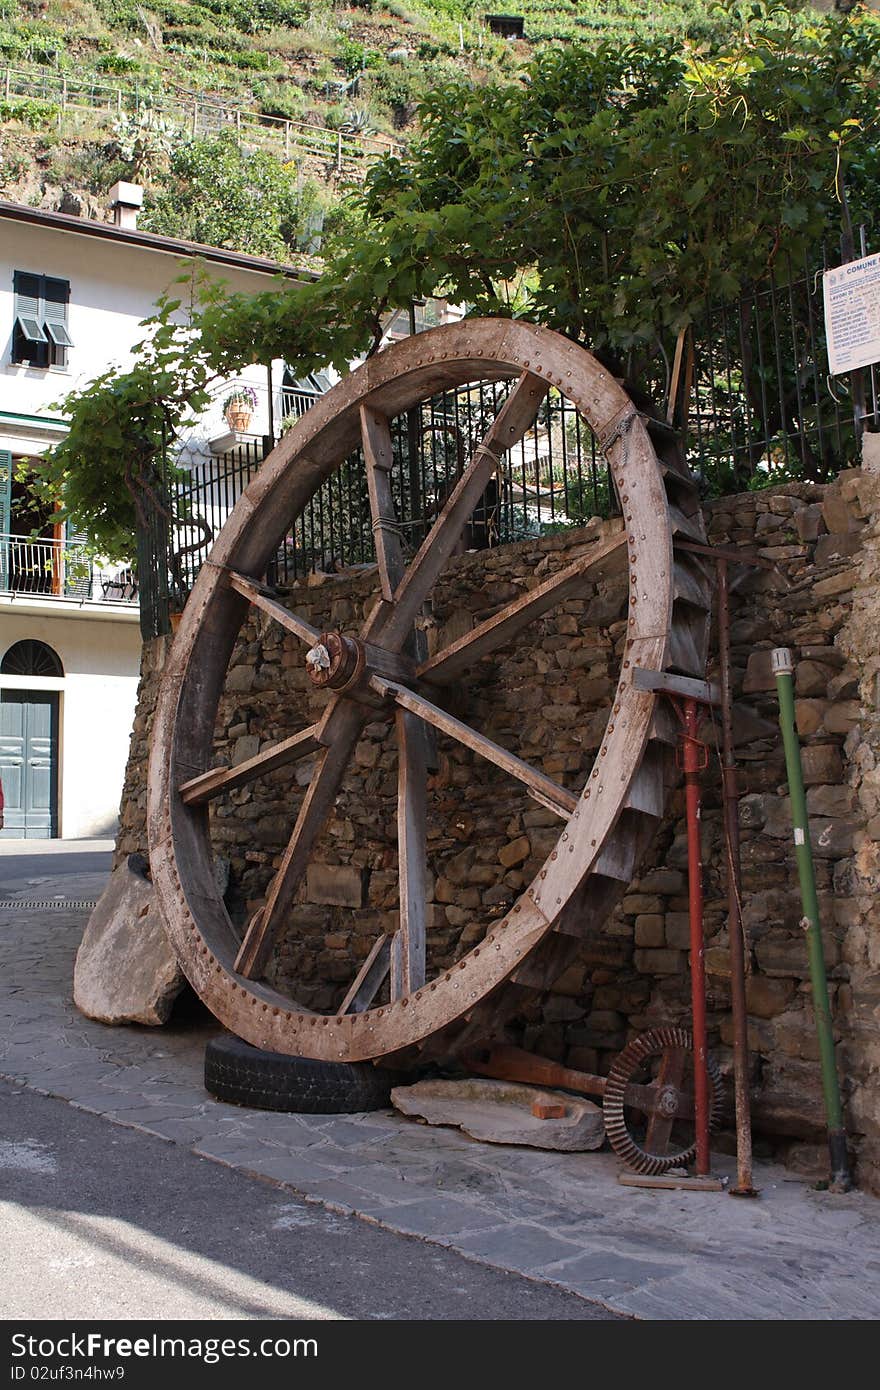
[717,559,757,1195]
[682,696,711,1175]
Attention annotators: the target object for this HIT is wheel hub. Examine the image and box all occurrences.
[305,630,413,705]
[305,630,366,693]
[656,1084,680,1119]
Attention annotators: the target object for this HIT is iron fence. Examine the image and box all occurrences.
[687,246,876,496]
[0,533,93,599]
[142,240,874,636]
[159,384,616,610]
[1,63,402,180]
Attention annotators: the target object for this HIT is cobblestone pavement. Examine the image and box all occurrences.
[2,882,879,1320]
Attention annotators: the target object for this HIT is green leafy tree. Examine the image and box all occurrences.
[142,132,319,260]
[34,6,880,555]
[31,282,220,562]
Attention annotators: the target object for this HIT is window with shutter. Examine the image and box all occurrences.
[42,278,71,366]
[12,273,73,368]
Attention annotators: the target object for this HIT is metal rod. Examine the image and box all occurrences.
[772,647,852,1191]
[682,695,711,1176]
[717,559,757,1196]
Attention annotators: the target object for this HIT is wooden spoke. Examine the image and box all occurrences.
[371,675,577,818]
[361,404,406,602]
[336,933,392,1015]
[179,725,322,806]
[644,1044,688,1155]
[234,699,365,979]
[418,530,628,686]
[391,707,428,998]
[227,570,319,647]
[364,371,549,650]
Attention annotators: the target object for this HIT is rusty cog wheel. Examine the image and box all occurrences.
[602,1026,723,1176]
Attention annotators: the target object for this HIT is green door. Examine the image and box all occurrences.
[0,690,58,838]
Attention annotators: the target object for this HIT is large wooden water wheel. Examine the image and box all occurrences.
[148,319,711,1067]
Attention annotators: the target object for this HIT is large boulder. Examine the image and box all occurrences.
[73,854,184,1026]
[391,1077,604,1151]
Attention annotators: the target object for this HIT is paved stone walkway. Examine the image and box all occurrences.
[2,883,879,1320]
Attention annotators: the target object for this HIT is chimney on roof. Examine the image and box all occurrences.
[108,180,144,230]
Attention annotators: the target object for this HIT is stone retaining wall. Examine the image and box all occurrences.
[116,470,880,1191]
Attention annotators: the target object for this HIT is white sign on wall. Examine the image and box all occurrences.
[824,252,880,376]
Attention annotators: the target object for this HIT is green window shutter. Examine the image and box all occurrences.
[13,271,41,319]
[42,277,72,361]
[43,277,72,345]
[0,450,11,591]
[13,272,47,364]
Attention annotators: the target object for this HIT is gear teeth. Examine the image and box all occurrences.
[602,1027,723,1176]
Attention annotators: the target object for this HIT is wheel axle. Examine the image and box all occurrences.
[305,629,415,705]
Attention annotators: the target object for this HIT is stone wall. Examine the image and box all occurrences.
[116,471,880,1191]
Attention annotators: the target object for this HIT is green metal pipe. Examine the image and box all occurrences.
[772,648,852,1191]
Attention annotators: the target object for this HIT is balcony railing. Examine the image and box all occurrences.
[0,534,138,604]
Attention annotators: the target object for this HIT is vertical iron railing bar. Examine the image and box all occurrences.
[718,298,744,483]
[768,264,793,473]
[802,245,830,472]
[452,387,463,538]
[394,408,407,543]
[734,290,759,483]
[545,392,555,523]
[428,397,440,546]
[784,253,810,473]
[699,301,721,489]
[822,243,845,459]
[559,393,571,519]
[690,336,709,494]
[750,285,774,476]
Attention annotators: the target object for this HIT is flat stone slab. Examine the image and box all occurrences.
[73,855,184,1026]
[391,1077,604,1151]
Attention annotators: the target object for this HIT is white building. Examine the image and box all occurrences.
[0,191,310,838]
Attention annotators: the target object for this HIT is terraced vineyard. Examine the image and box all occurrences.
[0,0,801,256]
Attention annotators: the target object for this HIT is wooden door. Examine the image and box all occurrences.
[0,690,59,838]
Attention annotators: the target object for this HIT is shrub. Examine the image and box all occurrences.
[142,130,318,258]
[337,35,381,76]
[254,80,306,120]
[0,95,59,128]
[96,51,141,72]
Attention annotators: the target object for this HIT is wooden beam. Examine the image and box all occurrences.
[227,570,319,647]
[361,404,406,603]
[365,371,549,650]
[179,725,321,806]
[234,699,365,979]
[667,326,687,426]
[467,1044,689,1117]
[371,675,577,817]
[418,531,627,685]
[644,1042,687,1156]
[336,933,392,1015]
[391,707,427,997]
[631,667,720,706]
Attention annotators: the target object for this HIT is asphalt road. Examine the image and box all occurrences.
[0,1082,618,1321]
[0,839,113,900]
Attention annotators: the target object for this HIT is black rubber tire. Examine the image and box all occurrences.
[204,1032,401,1113]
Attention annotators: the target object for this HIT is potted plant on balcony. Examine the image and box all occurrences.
[222,385,258,433]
